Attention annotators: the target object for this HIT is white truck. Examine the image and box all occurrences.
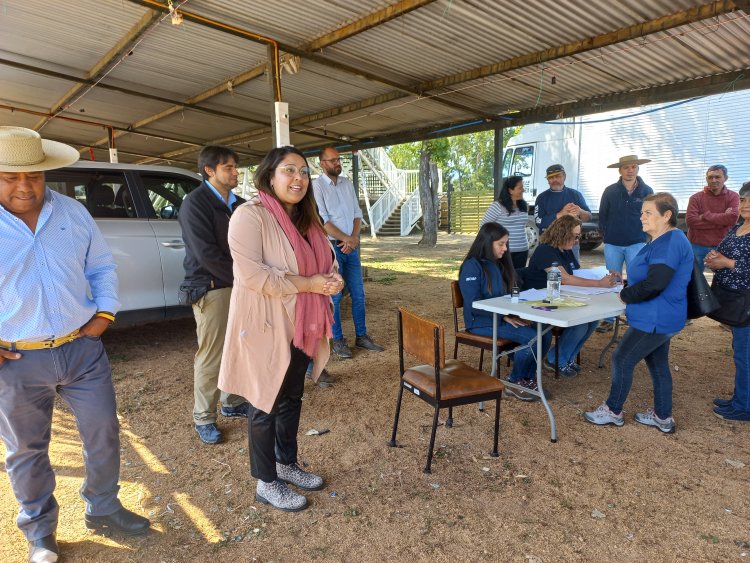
[502,88,750,250]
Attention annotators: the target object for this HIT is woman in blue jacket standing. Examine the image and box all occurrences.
[584,193,693,433]
[459,223,551,401]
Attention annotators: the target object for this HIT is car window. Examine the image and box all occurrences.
[45,170,135,218]
[141,174,201,220]
[512,146,534,177]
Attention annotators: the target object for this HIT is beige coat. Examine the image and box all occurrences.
[218,198,331,413]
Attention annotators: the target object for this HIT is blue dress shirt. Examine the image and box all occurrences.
[205,180,237,209]
[0,188,119,342]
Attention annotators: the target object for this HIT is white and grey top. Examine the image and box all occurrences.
[479,202,529,252]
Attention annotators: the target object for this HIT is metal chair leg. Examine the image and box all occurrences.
[598,317,622,368]
[479,348,484,371]
[424,406,440,474]
[446,406,453,428]
[491,397,500,457]
[389,384,405,447]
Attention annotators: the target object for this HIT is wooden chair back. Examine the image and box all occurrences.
[398,307,445,370]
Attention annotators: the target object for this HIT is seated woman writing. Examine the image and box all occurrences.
[525,215,619,378]
[459,223,552,401]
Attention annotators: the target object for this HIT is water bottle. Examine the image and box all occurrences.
[546,262,561,302]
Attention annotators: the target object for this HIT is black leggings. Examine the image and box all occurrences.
[247,344,311,482]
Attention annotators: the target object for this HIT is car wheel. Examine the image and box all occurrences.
[525,218,539,255]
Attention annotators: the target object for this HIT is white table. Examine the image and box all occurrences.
[473,292,625,442]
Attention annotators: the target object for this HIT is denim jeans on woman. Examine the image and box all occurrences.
[730,324,750,413]
[470,322,552,383]
[547,321,598,366]
[606,327,676,418]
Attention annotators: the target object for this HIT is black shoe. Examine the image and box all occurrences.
[220,402,249,418]
[306,368,336,387]
[355,334,384,352]
[85,508,150,536]
[28,533,58,563]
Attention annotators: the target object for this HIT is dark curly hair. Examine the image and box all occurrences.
[540,215,582,248]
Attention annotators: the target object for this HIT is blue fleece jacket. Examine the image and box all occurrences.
[598,176,653,246]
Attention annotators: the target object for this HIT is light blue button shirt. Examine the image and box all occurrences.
[312,174,362,238]
[205,180,237,209]
[0,188,120,342]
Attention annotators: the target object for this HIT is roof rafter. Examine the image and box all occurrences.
[32,9,162,131]
[132,0,743,164]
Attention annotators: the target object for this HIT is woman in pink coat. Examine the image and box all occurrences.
[219,146,343,512]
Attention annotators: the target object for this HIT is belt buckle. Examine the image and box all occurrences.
[41,340,56,349]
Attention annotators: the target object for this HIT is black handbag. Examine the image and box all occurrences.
[687,257,720,319]
[707,279,750,327]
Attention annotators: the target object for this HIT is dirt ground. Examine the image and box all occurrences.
[2,233,749,562]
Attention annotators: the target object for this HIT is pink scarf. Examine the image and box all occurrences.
[259,191,333,357]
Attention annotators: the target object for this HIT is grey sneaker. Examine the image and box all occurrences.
[28,534,58,563]
[332,339,353,359]
[584,403,624,427]
[355,334,384,352]
[306,368,336,387]
[503,380,538,402]
[276,462,324,491]
[634,408,675,434]
[256,479,308,512]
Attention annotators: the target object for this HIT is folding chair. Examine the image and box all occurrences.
[389,308,504,473]
[450,280,515,374]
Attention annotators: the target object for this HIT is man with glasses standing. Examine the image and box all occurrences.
[179,145,249,445]
[313,147,384,359]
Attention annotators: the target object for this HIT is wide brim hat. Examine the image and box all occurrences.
[0,126,79,172]
[607,154,651,168]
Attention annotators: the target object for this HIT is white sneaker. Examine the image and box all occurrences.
[583,402,624,427]
[634,408,675,434]
[276,462,324,491]
[256,479,308,512]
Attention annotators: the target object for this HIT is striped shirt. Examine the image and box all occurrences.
[0,188,119,342]
[480,202,529,252]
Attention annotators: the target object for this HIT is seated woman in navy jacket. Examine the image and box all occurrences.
[526,215,619,377]
[459,223,552,401]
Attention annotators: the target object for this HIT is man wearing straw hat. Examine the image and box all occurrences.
[0,127,149,562]
[597,154,654,332]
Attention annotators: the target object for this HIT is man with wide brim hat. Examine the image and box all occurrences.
[597,154,655,332]
[0,127,150,562]
[534,162,592,262]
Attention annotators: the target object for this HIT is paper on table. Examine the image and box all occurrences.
[518,288,548,300]
[572,266,611,280]
[561,284,623,295]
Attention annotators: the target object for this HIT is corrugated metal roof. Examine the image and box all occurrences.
[1,0,748,167]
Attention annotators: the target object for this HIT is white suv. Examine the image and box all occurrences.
[46,161,203,326]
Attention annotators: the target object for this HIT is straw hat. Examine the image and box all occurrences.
[607,154,651,168]
[0,127,79,172]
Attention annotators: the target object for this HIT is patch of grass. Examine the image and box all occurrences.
[700,533,720,544]
[561,497,573,510]
[343,506,361,517]
[376,274,398,285]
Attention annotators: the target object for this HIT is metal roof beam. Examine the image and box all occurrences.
[304,0,437,50]
[124,0,493,120]
[339,70,750,150]
[418,0,740,92]
[32,9,162,130]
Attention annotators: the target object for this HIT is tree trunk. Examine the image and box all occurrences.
[418,143,438,247]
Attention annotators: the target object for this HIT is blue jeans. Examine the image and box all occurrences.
[0,337,122,540]
[691,243,716,273]
[547,321,598,366]
[606,327,675,418]
[332,246,367,341]
[731,324,750,413]
[470,322,552,383]
[604,242,645,275]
